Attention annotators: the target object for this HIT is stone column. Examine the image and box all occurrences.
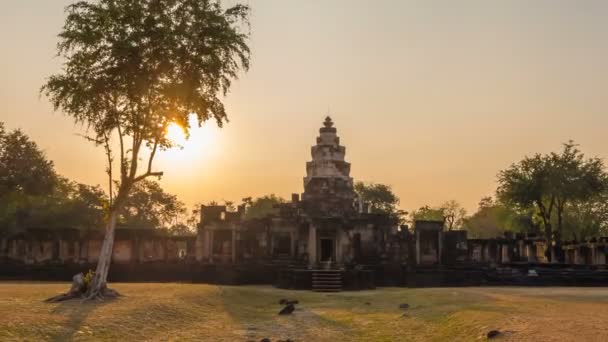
[231,229,236,264]
[415,231,420,265]
[437,231,443,265]
[501,244,510,263]
[208,230,214,264]
[308,225,317,267]
[290,232,296,258]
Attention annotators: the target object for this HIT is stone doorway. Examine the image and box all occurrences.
[320,238,334,262]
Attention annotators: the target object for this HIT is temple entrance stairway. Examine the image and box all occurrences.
[312,269,342,292]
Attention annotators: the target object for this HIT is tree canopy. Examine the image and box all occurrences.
[409,201,466,231]
[354,181,406,223]
[243,194,285,220]
[497,141,606,260]
[120,180,186,229]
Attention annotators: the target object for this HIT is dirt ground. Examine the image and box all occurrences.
[1,283,607,341]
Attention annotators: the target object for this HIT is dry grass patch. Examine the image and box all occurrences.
[1,283,608,341]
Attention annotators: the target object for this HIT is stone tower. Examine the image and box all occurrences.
[301,117,355,217]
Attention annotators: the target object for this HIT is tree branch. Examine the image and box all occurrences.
[117,124,126,181]
[133,171,164,183]
[102,131,114,207]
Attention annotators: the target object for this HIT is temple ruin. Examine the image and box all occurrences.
[1,117,608,289]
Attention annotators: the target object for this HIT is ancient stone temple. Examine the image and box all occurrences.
[2,116,608,289]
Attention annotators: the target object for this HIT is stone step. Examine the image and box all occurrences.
[312,270,343,292]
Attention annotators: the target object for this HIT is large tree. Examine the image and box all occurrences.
[42,0,250,300]
[549,142,605,256]
[497,142,606,261]
[0,123,58,233]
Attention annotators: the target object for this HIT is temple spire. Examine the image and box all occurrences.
[301,116,355,217]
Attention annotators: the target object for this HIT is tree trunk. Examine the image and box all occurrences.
[85,210,120,300]
[543,220,553,262]
[555,207,564,263]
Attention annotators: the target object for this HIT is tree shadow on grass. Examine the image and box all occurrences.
[48,297,115,341]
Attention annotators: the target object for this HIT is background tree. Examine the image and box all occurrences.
[440,200,467,231]
[119,180,186,230]
[410,205,445,224]
[243,194,285,220]
[561,189,608,240]
[42,0,250,300]
[0,123,58,233]
[548,142,606,257]
[464,196,537,238]
[409,200,465,230]
[354,181,406,223]
[497,153,555,259]
[497,142,606,261]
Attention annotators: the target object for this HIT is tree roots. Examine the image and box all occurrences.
[44,273,122,303]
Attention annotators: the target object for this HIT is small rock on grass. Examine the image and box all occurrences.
[278,303,295,315]
[487,330,501,339]
[399,303,410,310]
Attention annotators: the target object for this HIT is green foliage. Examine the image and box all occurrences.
[42,0,251,211]
[464,196,537,238]
[83,269,95,290]
[0,124,57,197]
[410,205,444,223]
[243,194,285,220]
[119,180,186,229]
[354,181,406,223]
[561,189,608,240]
[497,141,607,248]
[440,200,467,231]
[410,200,466,230]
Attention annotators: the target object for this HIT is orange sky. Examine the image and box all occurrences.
[2,1,608,213]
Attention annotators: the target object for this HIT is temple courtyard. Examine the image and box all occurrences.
[1,283,607,341]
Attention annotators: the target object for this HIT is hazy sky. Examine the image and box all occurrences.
[2,1,608,213]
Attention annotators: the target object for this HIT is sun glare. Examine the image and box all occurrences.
[159,116,219,163]
[166,122,188,146]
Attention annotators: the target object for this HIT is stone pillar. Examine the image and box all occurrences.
[308,225,317,267]
[526,244,535,262]
[231,229,236,264]
[437,231,443,265]
[208,230,214,264]
[598,247,607,265]
[591,245,598,265]
[574,248,580,264]
[132,238,140,263]
[415,231,420,265]
[290,232,296,257]
[501,244,510,263]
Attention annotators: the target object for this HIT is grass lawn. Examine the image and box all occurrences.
[1,283,608,341]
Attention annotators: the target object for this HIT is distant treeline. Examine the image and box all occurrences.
[0,122,194,236]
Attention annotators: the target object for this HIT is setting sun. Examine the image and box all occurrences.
[165,122,188,146]
[160,116,219,163]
